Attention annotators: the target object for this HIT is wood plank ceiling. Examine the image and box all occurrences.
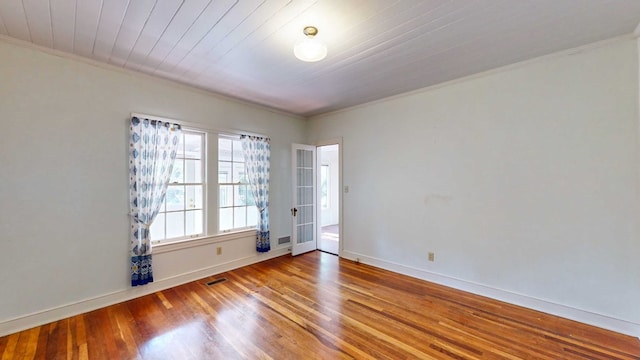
[1,0,639,117]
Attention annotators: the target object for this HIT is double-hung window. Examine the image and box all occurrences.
[218,136,258,232]
[150,130,263,246]
[150,130,205,244]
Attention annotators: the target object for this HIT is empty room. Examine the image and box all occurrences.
[1,1,640,359]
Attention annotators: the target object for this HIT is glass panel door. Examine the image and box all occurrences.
[292,144,316,256]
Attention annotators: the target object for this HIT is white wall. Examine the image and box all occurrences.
[308,38,640,331]
[0,38,305,334]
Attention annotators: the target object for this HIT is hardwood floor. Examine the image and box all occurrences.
[1,251,639,359]
[320,224,339,255]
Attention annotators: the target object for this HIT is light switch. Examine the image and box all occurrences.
[344,186,349,193]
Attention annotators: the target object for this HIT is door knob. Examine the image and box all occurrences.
[291,208,298,217]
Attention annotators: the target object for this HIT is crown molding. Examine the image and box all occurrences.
[0,34,305,121]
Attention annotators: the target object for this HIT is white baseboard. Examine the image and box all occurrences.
[342,250,640,338]
[0,248,290,337]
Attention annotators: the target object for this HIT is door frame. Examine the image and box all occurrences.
[315,138,343,257]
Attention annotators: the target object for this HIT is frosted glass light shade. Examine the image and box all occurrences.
[294,38,327,62]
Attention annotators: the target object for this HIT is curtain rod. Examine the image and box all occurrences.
[130,112,268,138]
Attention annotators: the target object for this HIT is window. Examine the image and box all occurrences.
[218,137,258,232]
[150,130,205,244]
[149,129,263,245]
[320,164,329,209]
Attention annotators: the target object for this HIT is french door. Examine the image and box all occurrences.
[291,144,317,256]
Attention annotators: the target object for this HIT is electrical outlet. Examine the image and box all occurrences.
[216,247,222,256]
[428,252,435,262]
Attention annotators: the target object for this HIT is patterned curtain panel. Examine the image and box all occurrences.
[129,117,181,286]
[240,135,271,253]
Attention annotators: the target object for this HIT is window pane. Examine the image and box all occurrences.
[246,187,255,206]
[217,136,261,233]
[166,186,185,211]
[170,160,184,183]
[297,149,312,168]
[305,204,314,224]
[186,210,203,236]
[296,186,313,206]
[296,205,313,225]
[297,223,313,243]
[218,161,232,183]
[233,162,246,183]
[184,133,202,159]
[235,185,246,206]
[304,169,312,186]
[219,185,233,207]
[304,150,313,167]
[321,165,329,209]
[220,208,233,231]
[296,205,306,225]
[296,169,312,187]
[219,138,232,161]
[247,206,258,227]
[185,159,202,183]
[186,185,203,209]
[154,129,207,243]
[234,206,247,228]
[296,149,304,167]
[166,212,185,239]
[297,225,304,244]
[150,213,165,241]
[307,223,315,243]
[232,140,244,162]
[176,134,185,158]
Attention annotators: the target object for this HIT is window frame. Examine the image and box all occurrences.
[133,111,268,252]
[150,129,207,245]
[217,135,259,233]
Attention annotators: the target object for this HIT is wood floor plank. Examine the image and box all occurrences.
[0,333,20,360]
[2,251,639,359]
[108,305,140,359]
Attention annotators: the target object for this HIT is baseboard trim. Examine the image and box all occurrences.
[0,248,290,337]
[342,250,640,337]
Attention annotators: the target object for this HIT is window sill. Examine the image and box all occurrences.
[153,229,255,254]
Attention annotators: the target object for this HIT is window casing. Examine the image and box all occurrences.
[218,136,258,232]
[149,129,264,247]
[150,130,205,244]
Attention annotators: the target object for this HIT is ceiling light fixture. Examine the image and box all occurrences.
[294,26,327,62]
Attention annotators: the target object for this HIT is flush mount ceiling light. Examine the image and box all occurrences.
[294,26,327,62]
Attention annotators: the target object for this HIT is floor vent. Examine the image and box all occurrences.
[278,236,291,245]
[206,278,227,286]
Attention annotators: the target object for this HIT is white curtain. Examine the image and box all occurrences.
[241,135,271,252]
[129,117,181,286]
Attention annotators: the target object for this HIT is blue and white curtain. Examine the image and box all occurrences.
[241,135,271,253]
[129,117,181,286]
